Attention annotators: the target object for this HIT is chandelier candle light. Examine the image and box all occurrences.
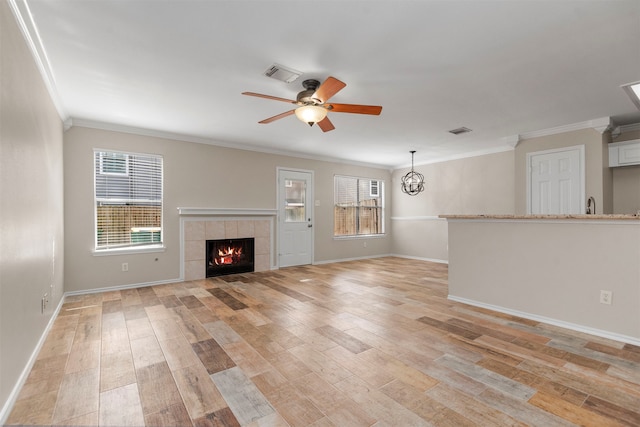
[401,150,425,196]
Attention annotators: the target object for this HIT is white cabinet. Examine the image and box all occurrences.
[609,139,640,167]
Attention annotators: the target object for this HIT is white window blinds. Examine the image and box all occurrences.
[94,150,163,250]
[334,175,384,236]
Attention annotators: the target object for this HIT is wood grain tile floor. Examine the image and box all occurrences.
[7,257,640,426]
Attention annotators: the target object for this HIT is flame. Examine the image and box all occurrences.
[214,246,243,265]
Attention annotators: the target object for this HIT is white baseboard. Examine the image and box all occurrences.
[64,277,182,297]
[0,296,65,425]
[314,254,448,266]
[448,295,640,347]
[391,254,449,264]
[312,254,392,265]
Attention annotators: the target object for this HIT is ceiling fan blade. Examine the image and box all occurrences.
[258,109,296,124]
[317,116,335,132]
[313,76,346,103]
[328,103,382,115]
[242,92,296,104]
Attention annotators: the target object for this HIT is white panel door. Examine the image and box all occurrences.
[278,170,313,267]
[528,146,584,214]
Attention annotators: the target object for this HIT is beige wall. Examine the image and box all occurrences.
[390,150,515,261]
[514,128,611,214]
[1,2,64,419]
[63,126,392,292]
[611,129,640,214]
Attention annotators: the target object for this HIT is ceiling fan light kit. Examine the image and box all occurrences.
[295,105,328,126]
[242,76,382,132]
[401,150,425,196]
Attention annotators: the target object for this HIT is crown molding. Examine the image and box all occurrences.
[502,135,521,148]
[619,122,640,133]
[391,117,619,170]
[7,0,68,122]
[592,117,613,134]
[394,144,514,170]
[67,118,391,171]
[519,117,611,140]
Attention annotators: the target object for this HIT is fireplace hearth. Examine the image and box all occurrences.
[206,238,254,277]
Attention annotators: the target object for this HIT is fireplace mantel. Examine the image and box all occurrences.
[177,207,277,216]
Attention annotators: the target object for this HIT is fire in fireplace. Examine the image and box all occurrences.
[206,238,254,277]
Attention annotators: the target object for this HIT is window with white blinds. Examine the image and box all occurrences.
[334,175,384,236]
[94,150,163,250]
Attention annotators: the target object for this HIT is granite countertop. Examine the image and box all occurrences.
[440,214,640,220]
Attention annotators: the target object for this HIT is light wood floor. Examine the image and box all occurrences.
[7,257,640,426]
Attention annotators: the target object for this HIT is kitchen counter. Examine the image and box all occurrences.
[443,214,640,345]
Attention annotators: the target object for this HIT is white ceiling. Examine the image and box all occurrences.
[16,0,640,168]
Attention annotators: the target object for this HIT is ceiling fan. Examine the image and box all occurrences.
[242,76,382,132]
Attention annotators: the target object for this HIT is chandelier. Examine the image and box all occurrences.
[401,150,425,196]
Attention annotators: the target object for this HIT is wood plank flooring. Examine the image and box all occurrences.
[7,257,640,426]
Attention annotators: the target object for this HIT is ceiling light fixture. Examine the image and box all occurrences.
[401,150,425,196]
[295,105,328,126]
[622,81,640,110]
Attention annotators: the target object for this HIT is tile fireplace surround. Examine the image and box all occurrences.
[178,208,276,281]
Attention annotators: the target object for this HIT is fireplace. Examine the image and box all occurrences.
[179,211,275,281]
[206,238,254,277]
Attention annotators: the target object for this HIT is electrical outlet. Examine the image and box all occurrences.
[41,293,48,313]
[363,241,367,248]
[599,290,612,305]
[122,262,129,272]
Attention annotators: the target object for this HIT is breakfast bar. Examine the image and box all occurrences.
[441,214,640,344]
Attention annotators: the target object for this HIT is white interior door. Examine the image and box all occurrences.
[528,146,584,214]
[278,169,313,267]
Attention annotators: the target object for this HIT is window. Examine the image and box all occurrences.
[334,175,384,236]
[94,149,163,251]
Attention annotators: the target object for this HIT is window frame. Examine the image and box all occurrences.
[333,174,385,238]
[93,148,164,254]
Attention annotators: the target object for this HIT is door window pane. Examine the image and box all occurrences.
[285,179,306,222]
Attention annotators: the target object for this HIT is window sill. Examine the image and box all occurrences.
[93,245,165,256]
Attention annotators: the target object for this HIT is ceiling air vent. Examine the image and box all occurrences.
[264,63,302,83]
[448,127,472,135]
